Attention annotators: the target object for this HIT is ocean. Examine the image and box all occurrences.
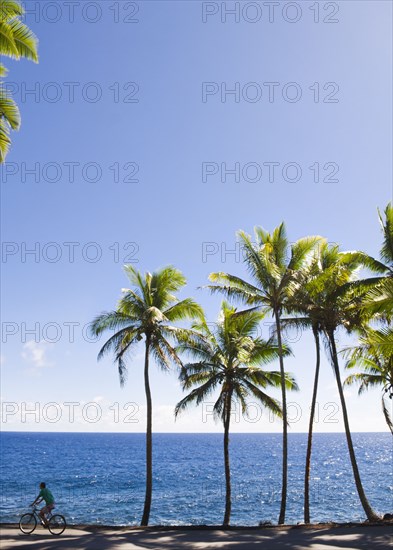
[0,432,391,526]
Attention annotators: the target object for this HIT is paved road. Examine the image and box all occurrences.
[1,524,392,550]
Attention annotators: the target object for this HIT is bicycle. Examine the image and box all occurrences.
[19,505,66,535]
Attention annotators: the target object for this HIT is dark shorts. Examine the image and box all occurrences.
[41,503,55,515]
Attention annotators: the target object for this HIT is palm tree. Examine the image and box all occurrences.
[281,242,381,523]
[344,327,393,434]
[0,0,38,162]
[306,249,381,522]
[281,240,334,523]
[175,302,298,526]
[90,265,203,526]
[207,223,320,524]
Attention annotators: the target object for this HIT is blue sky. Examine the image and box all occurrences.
[1,0,392,432]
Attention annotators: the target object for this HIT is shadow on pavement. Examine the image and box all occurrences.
[0,524,392,550]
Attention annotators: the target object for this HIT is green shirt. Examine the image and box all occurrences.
[39,488,54,505]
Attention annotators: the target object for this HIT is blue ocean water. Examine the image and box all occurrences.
[0,432,391,526]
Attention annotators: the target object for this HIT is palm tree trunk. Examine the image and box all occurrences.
[141,336,152,526]
[304,327,320,524]
[327,330,380,522]
[223,392,232,527]
[275,311,288,525]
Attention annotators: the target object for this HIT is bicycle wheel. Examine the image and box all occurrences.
[19,513,37,534]
[48,514,66,535]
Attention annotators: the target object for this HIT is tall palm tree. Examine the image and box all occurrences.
[306,249,381,522]
[282,242,381,523]
[0,0,38,162]
[175,302,298,526]
[281,240,335,523]
[207,223,320,524]
[344,327,393,434]
[90,265,203,526]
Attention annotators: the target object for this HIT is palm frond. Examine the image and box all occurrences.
[116,356,128,387]
[0,1,25,20]
[274,316,312,336]
[153,265,187,295]
[212,390,229,422]
[175,337,216,363]
[164,298,205,323]
[382,396,393,434]
[344,373,383,395]
[342,251,390,275]
[175,378,218,417]
[89,311,137,337]
[0,21,19,58]
[241,380,282,418]
[0,118,11,162]
[178,363,219,387]
[362,278,393,316]
[378,203,393,267]
[8,18,38,62]
[206,282,262,307]
[208,271,263,300]
[97,326,139,362]
[0,89,20,129]
[247,339,291,367]
[288,236,322,271]
[151,333,183,370]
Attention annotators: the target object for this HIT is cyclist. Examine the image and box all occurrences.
[30,482,55,527]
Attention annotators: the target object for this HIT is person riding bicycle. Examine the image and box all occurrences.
[30,482,55,527]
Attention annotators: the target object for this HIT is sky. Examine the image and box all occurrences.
[1,0,392,433]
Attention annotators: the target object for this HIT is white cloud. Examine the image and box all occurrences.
[21,341,53,369]
[92,395,105,403]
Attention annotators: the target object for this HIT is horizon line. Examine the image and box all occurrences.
[1,430,389,435]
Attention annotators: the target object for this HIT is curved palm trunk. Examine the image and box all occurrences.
[327,330,379,522]
[223,392,232,527]
[304,327,320,524]
[141,336,152,526]
[275,312,288,525]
